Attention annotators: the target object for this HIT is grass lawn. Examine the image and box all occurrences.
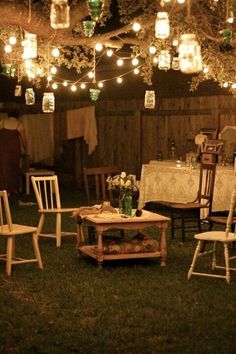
[0,186,236,354]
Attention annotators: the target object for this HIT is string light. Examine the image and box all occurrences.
[51,48,60,57]
[106,49,113,57]
[52,82,58,89]
[149,45,157,54]
[98,82,104,88]
[117,77,123,83]
[132,22,141,32]
[88,71,94,79]
[132,58,139,66]
[177,0,185,3]
[117,58,124,66]
[133,68,140,75]
[95,43,103,51]
[71,84,77,91]
[63,80,68,87]
[50,66,57,74]
[4,44,12,53]
[223,82,229,88]
[9,36,17,45]
[80,83,86,89]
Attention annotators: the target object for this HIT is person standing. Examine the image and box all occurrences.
[0,111,27,195]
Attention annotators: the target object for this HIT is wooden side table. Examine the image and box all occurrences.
[25,169,55,195]
[77,210,170,268]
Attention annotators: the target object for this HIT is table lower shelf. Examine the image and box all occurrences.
[78,245,161,261]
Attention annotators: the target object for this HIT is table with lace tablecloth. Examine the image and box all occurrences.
[138,161,236,212]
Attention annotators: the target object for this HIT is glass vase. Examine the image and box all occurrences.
[119,192,132,217]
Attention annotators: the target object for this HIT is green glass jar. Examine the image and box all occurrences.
[119,192,132,217]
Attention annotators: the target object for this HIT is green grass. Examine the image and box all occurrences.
[0,188,236,354]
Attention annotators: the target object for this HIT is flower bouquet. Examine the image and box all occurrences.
[106,172,139,216]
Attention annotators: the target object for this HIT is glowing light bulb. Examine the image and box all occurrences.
[47,75,52,82]
[133,68,140,75]
[71,84,77,91]
[149,46,157,55]
[37,67,43,75]
[80,83,86,89]
[132,22,141,32]
[88,71,94,79]
[52,48,60,57]
[4,44,12,53]
[231,83,236,89]
[172,39,179,46]
[203,66,209,74]
[177,0,185,3]
[63,81,68,87]
[153,56,158,65]
[95,43,103,51]
[9,36,17,45]
[106,49,113,57]
[98,82,104,88]
[223,82,228,88]
[117,58,124,66]
[52,82,58,90]
[24,60,32,69]
[132,58,139,66]
[50,66,57,74]
[117,77,123,84]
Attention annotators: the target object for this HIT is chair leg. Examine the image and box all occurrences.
[188,240,203,280]
[37,213,45,239]
[181,211,185,243]
[171,210,175,239]
[211,241,217,270]
[32,232,43,270]
[56,213,62,248]
[6,236,14,276]
[224,243,231,284]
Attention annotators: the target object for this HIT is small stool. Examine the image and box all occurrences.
[25,169,55,195]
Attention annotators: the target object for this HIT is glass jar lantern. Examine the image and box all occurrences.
[83,20,96,37]
[158,50,171,71]
[144,90,155,109]
[172,56,180,70]
[87,0,104,21]
[50,0,70,29]
[25,88,35,105]
[42,92,55,113]
[155,12,170,39]
[179,33,203,74]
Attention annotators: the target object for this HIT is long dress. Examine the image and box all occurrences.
[0,125,22,194]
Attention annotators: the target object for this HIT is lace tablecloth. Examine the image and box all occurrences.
[138,161,236,212]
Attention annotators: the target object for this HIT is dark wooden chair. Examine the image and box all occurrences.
[160,163,217,242]
[83,166,121,206]
[206,210,236,232]
[83,166,123,243]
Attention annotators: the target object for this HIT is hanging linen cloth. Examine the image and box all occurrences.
[66,106,98,154]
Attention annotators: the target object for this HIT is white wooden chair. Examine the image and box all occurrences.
[0,190,43,276]
[31,175,77,247]
[188,190,236,284]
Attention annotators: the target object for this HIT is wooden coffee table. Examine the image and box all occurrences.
[77,210,170,268]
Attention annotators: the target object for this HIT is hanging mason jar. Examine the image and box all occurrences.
[23,32,37,59]
[25,88,35,105]
[42,92,55,113]
[158,50,171,71]
[50,0,70,29]
[179,33,203,74]
[172,56,180,70]
[144,90,155,109]
[87,0,104,21]
[83,20,96,37]
[155,12,170,39]
[89,88,100,101]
